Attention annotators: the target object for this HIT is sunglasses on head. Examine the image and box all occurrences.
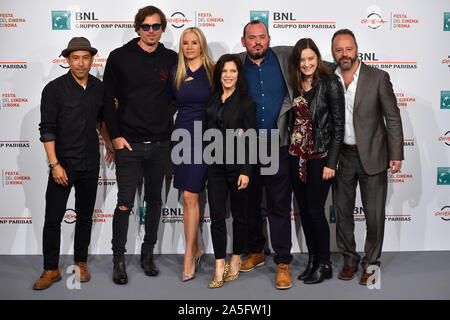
[140,23,162,31]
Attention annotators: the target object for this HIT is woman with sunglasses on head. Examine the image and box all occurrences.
[203,54,256,288]
[169,27,215,282]
[288,38,344,284]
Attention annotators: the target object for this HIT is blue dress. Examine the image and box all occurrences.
[171,65,211,192]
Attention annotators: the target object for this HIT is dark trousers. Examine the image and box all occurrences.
[290,155,331,263]
[112,141,170,261]
[207,165,249,259]
[247,146,293,265]
[332,148,387,269]
[42,168,99,270]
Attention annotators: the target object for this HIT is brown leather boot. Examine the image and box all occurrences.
[240,251,265,272]
[74,262,91,282]
[276,263,293,290]
[33,269,62,290]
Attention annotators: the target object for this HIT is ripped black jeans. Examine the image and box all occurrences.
[111,141,170,261]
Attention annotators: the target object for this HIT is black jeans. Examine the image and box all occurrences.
[290,155,331,262]
[207,165,249,259]
[42,167,99,270]
[247,145,293,265]
[111,141,170,260]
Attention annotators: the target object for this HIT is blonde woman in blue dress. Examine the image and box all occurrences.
[170,27,215,281]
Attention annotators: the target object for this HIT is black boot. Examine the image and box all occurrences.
[112,258,128,285]
[297,254,317,281]
[303,261,332,284]
[141,244,159,276]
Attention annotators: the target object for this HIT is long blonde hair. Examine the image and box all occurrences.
[174,27,215,90]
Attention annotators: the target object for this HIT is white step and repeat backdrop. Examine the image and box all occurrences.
[1,0,449,255]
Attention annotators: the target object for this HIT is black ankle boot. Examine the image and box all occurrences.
[141,249,159,276]
[112,259,128,285]
[303,261,332,284]
[297,254,317,281]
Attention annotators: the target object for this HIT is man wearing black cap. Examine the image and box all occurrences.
[34,37,113,290]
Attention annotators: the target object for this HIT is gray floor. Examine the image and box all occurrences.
[1,252,450,300]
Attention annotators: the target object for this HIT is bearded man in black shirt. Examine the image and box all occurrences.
[103,5,177,285]
[34,37,113,290]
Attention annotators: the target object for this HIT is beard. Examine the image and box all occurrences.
[247,47,269,60]
[337,55,358,70]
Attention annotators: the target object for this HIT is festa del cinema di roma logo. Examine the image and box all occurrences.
[435,206,450,221]
[361,6,387,29]
[63,208,113,224]
[439,131,450,146]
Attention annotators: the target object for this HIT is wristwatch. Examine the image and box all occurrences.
[49,162,60,169]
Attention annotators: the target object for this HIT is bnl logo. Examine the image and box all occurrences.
[52,11,71,30]
[444,12,450,31]
[250,11,269,27]
[441,91,450,109]
[437,167,450,185]
[52,11,99,30]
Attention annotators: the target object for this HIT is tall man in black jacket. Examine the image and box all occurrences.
[103,5,177,285]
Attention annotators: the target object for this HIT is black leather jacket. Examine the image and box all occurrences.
[289,74,345,169]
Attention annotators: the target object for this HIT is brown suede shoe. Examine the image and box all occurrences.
[338,265,357,280]
[359,269,376,286]
[276,263,292,290]
[33,269,62,290]
[74,262,91,282]
[240,251,265,272]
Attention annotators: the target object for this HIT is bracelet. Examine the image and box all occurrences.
[48,162,60,169]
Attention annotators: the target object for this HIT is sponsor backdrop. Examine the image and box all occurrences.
[0,0,449,255]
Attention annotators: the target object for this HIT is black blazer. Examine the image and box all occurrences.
[203,90,257,177]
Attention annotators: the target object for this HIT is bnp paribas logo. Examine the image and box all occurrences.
[250,11,269,27]
[444,12,450,31]
[437,167,450,185]
[52,11,71,30]
[441,91,450,109]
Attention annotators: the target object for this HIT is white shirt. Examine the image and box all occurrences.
[335,60,361,145]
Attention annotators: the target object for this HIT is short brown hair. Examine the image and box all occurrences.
[134,6,167,33]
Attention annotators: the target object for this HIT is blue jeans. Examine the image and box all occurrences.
[111,141,170,259]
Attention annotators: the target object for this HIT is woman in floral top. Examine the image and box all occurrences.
[288,38,345,284]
